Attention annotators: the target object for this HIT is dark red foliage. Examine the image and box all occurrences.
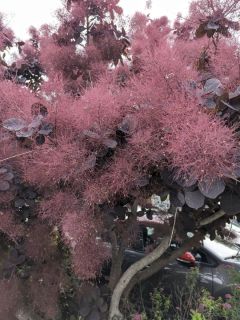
[62,210,110,279]
[0,277,23,320]
[0,210,24,241]
[23,223,58,262]
[163,98,238,181]
[39,191,79,224]
[1,1,240,318]
[29,262,66,319]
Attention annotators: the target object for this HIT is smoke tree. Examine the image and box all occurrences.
[1,0,240,319]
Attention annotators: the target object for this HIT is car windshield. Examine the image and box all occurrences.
[203,237,240,260]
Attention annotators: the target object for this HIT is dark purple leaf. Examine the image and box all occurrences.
[114,206,127,220]
[9,249,25,265]
[0,180,10,191]
[177,191,185,206]
[185,190,205,209]
[14,198,26,208]
[205,21,219,30]
[203,97,216,109]
[118,116,135,134]
[78,26,86,32]
[35,134,45,145]
[77,36,84,44]
[38,123,54,135]
[79,304,91,317]
[86,309,100,320]
[3,118,26,131]
[2,172,14,181]
[221,191,240,215]
[175,175,197,188]
[16,41,25,46]
[0,167,8,174]
[29,115,43,129]
[137,210,145,217]
[170,191,185,207]
[83,130,100,140]
[146,211,153,220]
[204,78,223,96]
[136,176,149,187]
[102,138,117,149]
[198,179,225,199]
[16,127,34,138]
[233,166,240,178]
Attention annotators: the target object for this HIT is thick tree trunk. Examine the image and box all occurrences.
[108,235,171,320]
[108,231,125,291]
[122,210,225,301]
[123,231,204,299]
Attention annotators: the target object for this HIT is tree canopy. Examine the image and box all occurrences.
[0,1,240,319]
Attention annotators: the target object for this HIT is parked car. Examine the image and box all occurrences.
[122,221,240,298]
[225,219,240,247]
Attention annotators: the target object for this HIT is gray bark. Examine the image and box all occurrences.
[108,235,171,320]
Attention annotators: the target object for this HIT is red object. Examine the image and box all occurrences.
[179,252,196,263]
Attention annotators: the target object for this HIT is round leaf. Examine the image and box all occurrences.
[14,198,26,208]
[185,190,205,209]
[198,179,225,199]
[221,191,240,215]
[206,22,219,30]
[29,115,43,129]
[114,206,127,220]
[79,304,91,317]
[136,176,149,187]
[16,127,34,138]
[2,172,14,181]
[83,130,100,140]
[203,97,216,109]
[204,78,223,96]
[170,191,185,207]
[3,118,26,131]
[86,309,100,320]
[0,180,10,191]
[0,167,8,174]
[175,176,197,188]
[102,138,117,149]
[38,123,54,135]
[36,134,45,145]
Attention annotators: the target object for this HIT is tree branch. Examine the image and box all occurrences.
[199,210,225,226]
[108,235,171,320]
[123,210,226,300]
[123,231,204,300]
[0,151,33,163]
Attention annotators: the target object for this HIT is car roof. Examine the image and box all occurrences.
[137,215,240,261]
[203,237,239,260]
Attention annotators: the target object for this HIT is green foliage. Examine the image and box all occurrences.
[191,312,205,320]
[133,267,240,320]
[197,289,223,320]
[150,288,171,320]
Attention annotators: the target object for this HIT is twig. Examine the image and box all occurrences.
[0,150,33,163]
[169,208,178,245]
[199,210,225,226]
